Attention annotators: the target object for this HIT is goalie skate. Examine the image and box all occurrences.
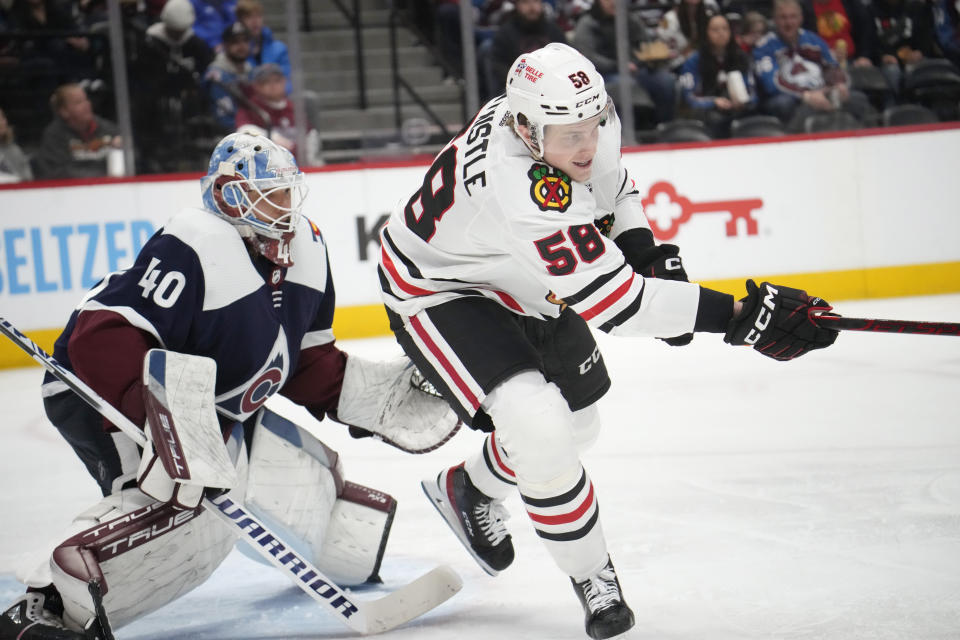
[421,464,514,576]
[0,588,91,640]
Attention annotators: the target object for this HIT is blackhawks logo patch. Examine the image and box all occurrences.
[528,164,572,212]
[594,213,615,236]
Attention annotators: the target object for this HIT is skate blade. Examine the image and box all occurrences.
[420,477,500,577]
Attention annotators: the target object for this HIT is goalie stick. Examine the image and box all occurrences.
[0,317,462,636]
[813,314,960,336]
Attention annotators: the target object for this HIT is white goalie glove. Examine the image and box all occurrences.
[137,349,239,509]
[335,356,460,453]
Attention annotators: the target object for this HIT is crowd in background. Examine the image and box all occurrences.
[414,0,960,135]
[0,0,315,181]
[1,0,959,182]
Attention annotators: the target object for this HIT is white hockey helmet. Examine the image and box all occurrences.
[200,132,308,267]
[505,43,608,158]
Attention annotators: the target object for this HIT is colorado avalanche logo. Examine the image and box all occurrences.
[240,361,284,414]
[776,50,825,91]
[528,163,572,212]
[216,331,290,421]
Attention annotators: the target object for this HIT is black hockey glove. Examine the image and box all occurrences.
[633,243,688,282]
[724,280,838,361]
[633,243,693,346]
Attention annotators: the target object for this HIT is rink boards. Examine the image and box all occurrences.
[0,124,958,368]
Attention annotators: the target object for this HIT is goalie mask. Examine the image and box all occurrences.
[201,132,308,267]
[505,43,608,159]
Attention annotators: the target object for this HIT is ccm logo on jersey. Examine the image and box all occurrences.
[744,285,778,345]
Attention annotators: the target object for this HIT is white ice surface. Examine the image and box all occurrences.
[1,294,959,639]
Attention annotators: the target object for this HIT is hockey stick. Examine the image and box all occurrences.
[813,314,960,336]
[0,317,462,635]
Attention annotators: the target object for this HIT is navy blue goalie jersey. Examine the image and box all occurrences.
[45,207,337,424]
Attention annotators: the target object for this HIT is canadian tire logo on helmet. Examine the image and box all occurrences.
[529,164,572,212]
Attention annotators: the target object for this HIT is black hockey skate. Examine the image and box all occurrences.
[421,463,514,575]
[570,557,635,640]
[0,587,90,640]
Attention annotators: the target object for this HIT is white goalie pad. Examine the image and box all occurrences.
[50,425,247,632]
[244,408,397,585]
[336,355,461,453]
[138,349,238,508]
[319,481,397,585]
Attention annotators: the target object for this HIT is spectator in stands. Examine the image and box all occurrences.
[484,0,566,98]
[679,13,757,136]
[135,0,214,172]
[143,0,214,80]
[657,0,719,69]
[0,106,33,182]
[857,0,944,96]
[235,62,320,164]
[932,0,960,68]
[754,0,874,130]
[203,20,252,130]
[33,82,121,179]
[798,0,871,66]
[573,0,678,125]
[6,0,94,79]
[189,0,237,50]
[235,0,291,91]
[737,11,770,53]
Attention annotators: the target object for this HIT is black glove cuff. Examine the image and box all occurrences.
[694,287,736,333]
[612,228,656,272]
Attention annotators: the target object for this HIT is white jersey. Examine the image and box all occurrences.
[378,95,700,338]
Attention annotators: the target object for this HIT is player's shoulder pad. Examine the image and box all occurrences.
[286,215,329,293]
[162,207,263,311]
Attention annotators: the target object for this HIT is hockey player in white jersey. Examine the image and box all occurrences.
[378,43,839,639]
[0,132,459,640]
